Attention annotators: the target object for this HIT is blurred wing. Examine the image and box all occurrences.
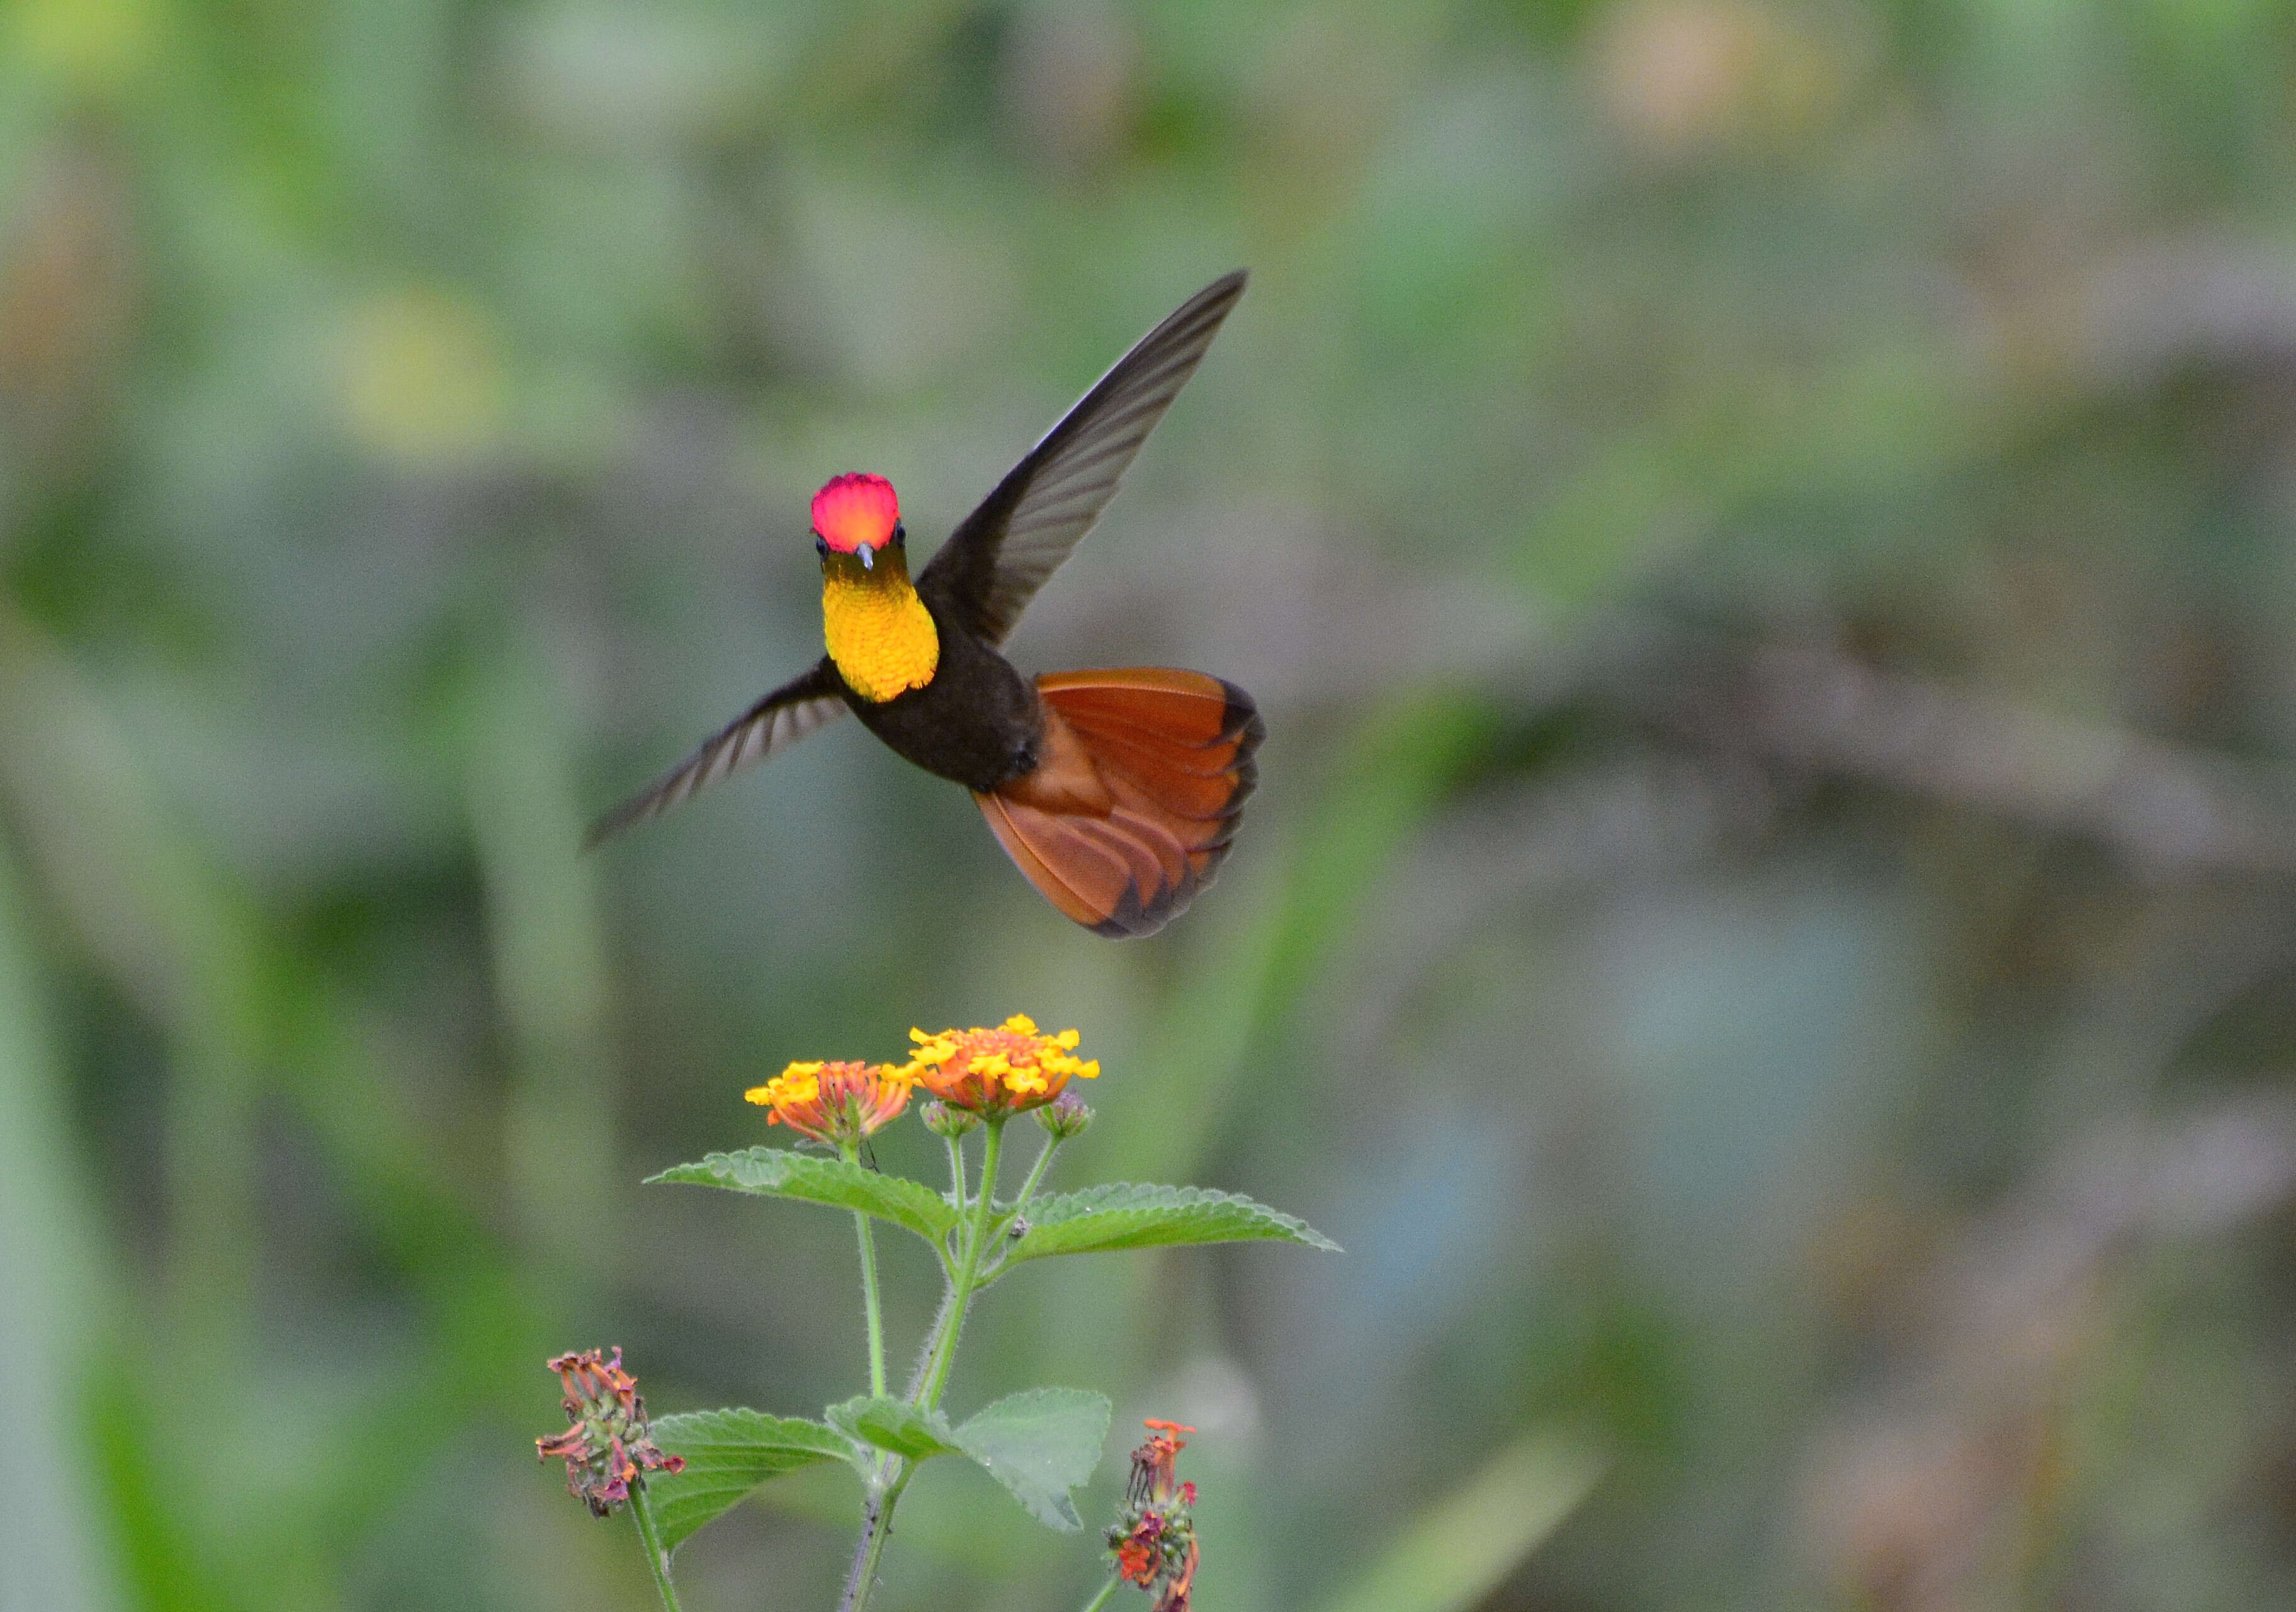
[585,660,848,848]
[920,269,1247,645]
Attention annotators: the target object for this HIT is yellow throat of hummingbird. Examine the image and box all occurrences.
[821,548,939,702]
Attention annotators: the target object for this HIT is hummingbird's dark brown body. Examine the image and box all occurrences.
[836,567,1046,792]
[591,271,1262,938]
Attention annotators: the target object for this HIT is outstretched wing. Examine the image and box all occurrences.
[919,269,1247,645]
[586,659,848,848]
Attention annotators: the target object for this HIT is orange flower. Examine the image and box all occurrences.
[1114,1516,1163,1586]
[745,1059,915,1147]
[900,1015,1099,1116]
[1132,1420,1196,1509]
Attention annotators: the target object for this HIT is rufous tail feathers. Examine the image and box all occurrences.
[975,669,1263,938]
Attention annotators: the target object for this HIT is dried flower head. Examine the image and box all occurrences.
[745,1059,915,1147]
[902,1015,1099,1116]
[537,1348,684,1516]
[1109,1420,1199,1612]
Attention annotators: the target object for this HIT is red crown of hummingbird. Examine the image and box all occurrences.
[812,473,900,554]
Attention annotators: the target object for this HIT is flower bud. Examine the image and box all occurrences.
[1035,1090,1094,1141]
[920,1099,980,1137]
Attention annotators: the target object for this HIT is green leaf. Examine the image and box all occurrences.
[648,1148,959,1245]
[644,1409,856,1551]
[1003,1183,1340,1266]
[826,1395,960,1461]
[949,1388,1111,1531]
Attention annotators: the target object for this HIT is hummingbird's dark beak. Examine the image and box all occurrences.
[857,543,875,571]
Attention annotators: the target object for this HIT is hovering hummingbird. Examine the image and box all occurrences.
[590,271,1262,938]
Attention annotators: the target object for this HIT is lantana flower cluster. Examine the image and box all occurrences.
[535,1347,684,1517]
[901,1014,1100,1115]
[1110,1420,1199,1612]
[741,1015,1100,1141]
[744,1059,917,1147]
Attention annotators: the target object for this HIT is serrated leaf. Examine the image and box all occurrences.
[643,1409,855,1550]
[949,1387,1111,1531]
[648,1148,959,1245]
[826,1395,960,1461]
[1004,1183,1340,1266]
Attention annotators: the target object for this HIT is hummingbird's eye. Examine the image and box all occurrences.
[814,535,828,557]
[892,522,906,543]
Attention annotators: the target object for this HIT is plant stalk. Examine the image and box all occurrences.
[837,1466,909,1612]
[973,1128,1063,1285]
[842,1143,888,1397]
[842,1119,1006,1612]
[630,1487,683,1612]
[852,1208,886,1397]
[917,1115,1004,1412]
[943,1130,968,1216]
[1078,1574,1122,1612]
[1010,1129,1061,1217]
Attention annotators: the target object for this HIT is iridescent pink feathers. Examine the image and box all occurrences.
[812,473,900,554]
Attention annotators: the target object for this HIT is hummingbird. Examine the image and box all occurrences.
[589,271,1262,938]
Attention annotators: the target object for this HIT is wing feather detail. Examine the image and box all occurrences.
[919,270,1247,645]
[975,668,1262,937]
[586,660,848,848]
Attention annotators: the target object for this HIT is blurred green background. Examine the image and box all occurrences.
[8,0,2296,1608]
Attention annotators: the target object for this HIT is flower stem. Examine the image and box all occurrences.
[1010,1129,1062,1217]
[1078,1573,1122,1612]
[944,1130,968,1216]
[852,1209,887,1397]
[841,1143,888,1398]
[837,1466,909,1612]
[972,1129,1062,1286]
[629,1487,683,1612]
[917,1116,1004,1412]
[840,1116,1010,1607]
[842,1120,1006,1612]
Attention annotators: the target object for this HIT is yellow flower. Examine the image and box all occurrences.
[899,1016,1099,1115]
[745,1059,914,1147]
